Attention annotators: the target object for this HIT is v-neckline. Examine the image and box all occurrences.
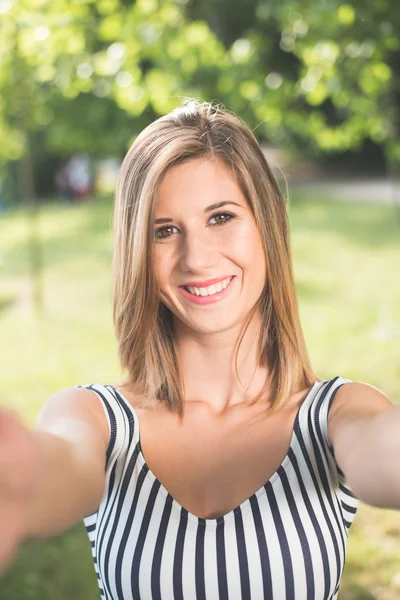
[108,380,322,525]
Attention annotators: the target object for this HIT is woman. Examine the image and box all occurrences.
[0,100,396,599]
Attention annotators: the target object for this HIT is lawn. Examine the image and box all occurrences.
[0,191,399,599]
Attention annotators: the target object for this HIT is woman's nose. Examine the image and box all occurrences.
[179,230,218,272]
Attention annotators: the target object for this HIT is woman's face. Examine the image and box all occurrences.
[153,158,267,334]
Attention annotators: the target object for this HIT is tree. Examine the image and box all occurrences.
[0,0,226,168]
[1,0,399,167]
[199,0,400,162]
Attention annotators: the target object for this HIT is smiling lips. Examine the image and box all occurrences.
[178,275,236,305]
[183,276,233,297]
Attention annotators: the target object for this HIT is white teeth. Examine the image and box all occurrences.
[186,277,232,296]
[206,284,218,295]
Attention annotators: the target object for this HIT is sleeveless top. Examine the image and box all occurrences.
[79,376,359,600]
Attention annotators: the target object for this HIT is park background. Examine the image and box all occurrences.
[1,0,400,598]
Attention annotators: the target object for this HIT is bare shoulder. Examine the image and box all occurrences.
[327,380,393,448]
[36,386,110,448]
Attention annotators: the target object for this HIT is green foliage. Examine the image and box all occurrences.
[0,0,399,166]
[215,0,400,157]
[0,0,226,164]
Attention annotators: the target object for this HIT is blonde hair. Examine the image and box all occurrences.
[113,100,316,418]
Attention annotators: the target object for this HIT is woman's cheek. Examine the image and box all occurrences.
[224,223,259,255]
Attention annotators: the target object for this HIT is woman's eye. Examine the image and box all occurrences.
[209,212,236,226]
[154,212,236,240]
[155,225,178,239]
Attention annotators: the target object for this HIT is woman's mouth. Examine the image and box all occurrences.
[178,276,236,305]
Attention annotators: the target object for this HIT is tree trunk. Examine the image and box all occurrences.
[20,139,43,315]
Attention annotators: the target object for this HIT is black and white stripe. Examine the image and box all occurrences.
[80,376,359,599]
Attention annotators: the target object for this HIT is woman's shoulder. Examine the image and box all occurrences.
[328,378,392,413]
[37,386,112,448]
[41,385,109,411]
[327,378,393,446]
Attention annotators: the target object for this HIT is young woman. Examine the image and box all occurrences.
[1,101,397,599]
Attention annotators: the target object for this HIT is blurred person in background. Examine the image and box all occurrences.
[0,101,398,599]
[55,154,92,202]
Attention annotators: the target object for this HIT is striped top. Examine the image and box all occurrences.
[80,376,359,600]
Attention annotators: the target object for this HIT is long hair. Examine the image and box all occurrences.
[113,100,316,418]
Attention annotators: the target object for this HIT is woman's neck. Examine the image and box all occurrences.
[173,312,270,414]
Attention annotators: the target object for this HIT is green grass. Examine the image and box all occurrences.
[0,193,400,599]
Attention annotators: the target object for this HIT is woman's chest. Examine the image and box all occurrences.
[134,401,300,520]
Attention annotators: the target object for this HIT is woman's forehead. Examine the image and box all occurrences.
[155,158,247,213]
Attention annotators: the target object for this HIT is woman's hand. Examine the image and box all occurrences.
[0,406,41,576]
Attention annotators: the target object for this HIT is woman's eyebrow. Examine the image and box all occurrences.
[154,201,242,224]
[204,201,242,213]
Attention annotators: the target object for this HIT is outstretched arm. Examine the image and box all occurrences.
[328,381,400,509]
[0,387,108,575]
[25,387,108,540]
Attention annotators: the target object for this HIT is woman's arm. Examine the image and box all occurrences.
[0,387,108,574]
[24,387,108,540]
[328,381,400,508]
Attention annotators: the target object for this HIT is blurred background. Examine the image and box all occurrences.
[1,0,400,598]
